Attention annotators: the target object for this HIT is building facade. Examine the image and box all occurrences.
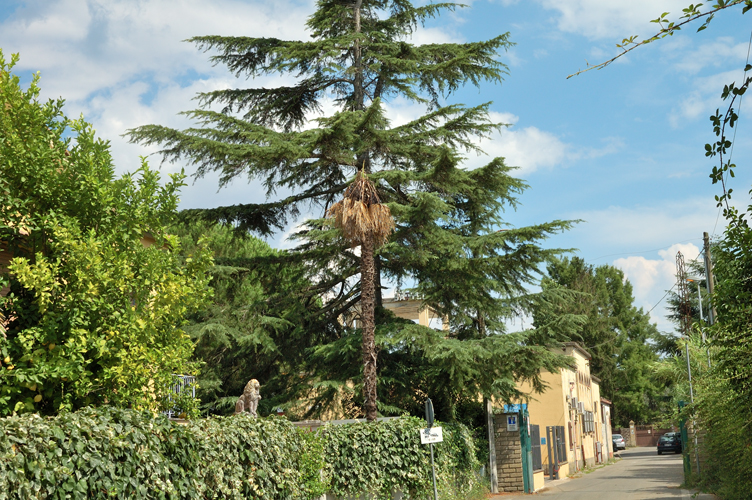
[515,342,612,474]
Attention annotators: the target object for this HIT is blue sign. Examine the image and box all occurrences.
[541,437,547,445]
[503,403,527,413]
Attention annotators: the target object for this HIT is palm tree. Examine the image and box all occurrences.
[328,170,394,421]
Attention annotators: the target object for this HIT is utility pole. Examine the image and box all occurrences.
[677,251,701,477]
[687,278,712,369]
[703,232,717,325]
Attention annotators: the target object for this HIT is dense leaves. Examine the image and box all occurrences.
[534,258,669,426]
[173,222,336,416]
[0,408,321,500]
[0,408,483,500]
[322,417,484,500]
[0,51,212,416]
[127,0,578,420]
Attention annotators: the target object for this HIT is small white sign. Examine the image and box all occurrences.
[420,427,443,444]
[507,415,518,432]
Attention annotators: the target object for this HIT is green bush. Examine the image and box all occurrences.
[0,407,317,499]
[692,361,752,499]
[0,409,485,500]
[321,417,485,500]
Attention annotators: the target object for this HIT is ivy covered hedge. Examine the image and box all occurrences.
[0,408,485,500]
[321,417,484,500]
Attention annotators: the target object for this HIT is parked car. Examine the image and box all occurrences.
[657,433,682,455]
[612,433,626,451]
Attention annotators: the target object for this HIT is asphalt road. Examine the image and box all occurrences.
[538,448,716,500]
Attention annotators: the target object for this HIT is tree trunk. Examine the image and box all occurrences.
[353,0,364,112]
[360,233,378,422]
[375,255,383,309]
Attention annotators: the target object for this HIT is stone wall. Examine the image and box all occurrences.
[494,414,523,493]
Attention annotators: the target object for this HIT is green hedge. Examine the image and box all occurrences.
[0,408,485,500]
[321,417,484,500]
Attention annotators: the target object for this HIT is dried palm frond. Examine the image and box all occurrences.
[328,170,395,246]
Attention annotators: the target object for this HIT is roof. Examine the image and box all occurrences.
[563,341,592,360]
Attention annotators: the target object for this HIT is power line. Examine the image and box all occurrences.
[588,239,702,262]
[647,284,677,316]
[644,251,703,316]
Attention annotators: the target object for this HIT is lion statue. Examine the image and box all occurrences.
[234,378,261,417]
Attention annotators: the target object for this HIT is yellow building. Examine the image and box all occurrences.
[343,295,447,329]
[343,298,616,475]
[516,342,612,474]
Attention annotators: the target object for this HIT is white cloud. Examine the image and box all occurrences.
[0,0,317,210]
[377,105,622,173]
[614,242,700,331]
[2,0,315,103]
[467,112,622,173]
[408,26,462,45]
[566,197,735,332]
[533,0,690,41]
[377,104,600,173]
[670,69,746,126]
[574,199,718,251]
[673,37,750,74]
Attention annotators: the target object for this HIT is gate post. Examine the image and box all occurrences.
[519,408,534,493]
[629,420,636,448]
[486,398,498,493]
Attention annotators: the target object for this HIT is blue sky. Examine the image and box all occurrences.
[1,0,749,333]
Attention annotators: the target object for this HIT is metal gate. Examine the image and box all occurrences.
[635,426,672,447]
[531,424,542,471]
[520,408,534,494]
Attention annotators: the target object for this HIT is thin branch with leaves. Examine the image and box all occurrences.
[567,0,752,79]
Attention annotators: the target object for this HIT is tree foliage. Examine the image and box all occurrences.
[534,257,670,426]
[173,221,337,416]
[127,0,579,420]
[0,51,212,416]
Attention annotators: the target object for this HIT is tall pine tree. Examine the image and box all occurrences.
[128,0,579,419]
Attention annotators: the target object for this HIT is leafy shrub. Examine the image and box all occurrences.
[0,407,318,499]
[0,50,212,416]
[321,417,485,500]
[0,409,485,500]
[691,352,752,499]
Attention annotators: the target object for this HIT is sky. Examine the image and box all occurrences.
[1,0,750,333]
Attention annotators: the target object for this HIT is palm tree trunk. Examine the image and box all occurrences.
[360,233,378,422]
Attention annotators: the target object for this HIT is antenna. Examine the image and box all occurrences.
[676,251,692,338]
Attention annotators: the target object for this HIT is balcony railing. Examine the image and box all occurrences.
[163,374,196,419]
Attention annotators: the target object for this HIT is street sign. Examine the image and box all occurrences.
[420,426,443,444]
[507,415,518,432]
[425,398,435,428]
[503,403,527,413]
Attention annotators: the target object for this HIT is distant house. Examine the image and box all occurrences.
[342,295,448,330]
[514,342,613,474]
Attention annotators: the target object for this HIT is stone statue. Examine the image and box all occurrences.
[234,379,261,417]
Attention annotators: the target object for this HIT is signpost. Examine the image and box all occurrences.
[422,398,440,500]
[420,426,443,444]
